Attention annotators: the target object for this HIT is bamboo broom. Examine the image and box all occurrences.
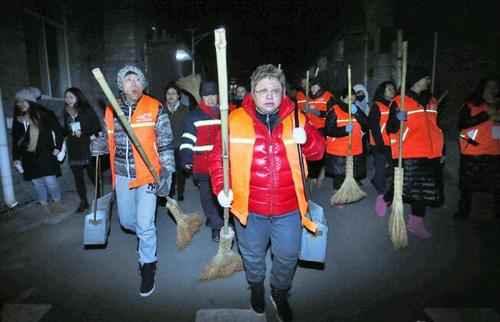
[177,74,202,103]
[388,41,409,250]
[198,28,243,281]
[92,68,202,251]
[330,65,367,205]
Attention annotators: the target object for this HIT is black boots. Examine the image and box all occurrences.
[76,199,90,213]
[139,262,156,297]
[270,286,293,322]
[249,282,265,316]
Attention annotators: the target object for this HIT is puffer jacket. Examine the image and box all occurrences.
[209,95,325,216]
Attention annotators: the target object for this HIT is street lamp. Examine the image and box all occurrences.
[188,28,212,75]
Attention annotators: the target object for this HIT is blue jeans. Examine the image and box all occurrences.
[31,175,61,204]
[115,175,158,264]
[235,210,302,290]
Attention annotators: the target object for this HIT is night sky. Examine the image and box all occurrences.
[149,0,500,88]
[151,0,350,85]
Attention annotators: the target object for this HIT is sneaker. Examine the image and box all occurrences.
[249,282,265,316]
[139,262,156,297]
[270,287,293,322]
[52,200,65,214]
[41,203,51,221]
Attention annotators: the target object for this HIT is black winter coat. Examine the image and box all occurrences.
[12,106,63,180]
[62,106,101,164]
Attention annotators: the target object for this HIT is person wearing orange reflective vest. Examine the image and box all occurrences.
[209,65,325,322]
[302,77,333,186]
[179,82,223,242]
[379,67,444,238]
[295,77,308,112]
[105,65,175,297]
[324,87,368,191]
[369,81,396,215]
[455,77,500,220]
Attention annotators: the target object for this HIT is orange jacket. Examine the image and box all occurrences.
[296,90,308,112]
[326,104,364,156]
[307,90,333,130]
[369,101,391,146]
[105,95,161,188]
[389,95,444,159]
[459,103,500,155]
[219,106,319,233]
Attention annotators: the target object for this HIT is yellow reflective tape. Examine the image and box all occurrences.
[194,120,221,127]
[130,122,155,128]
[230,138,255,144]
[193,145,214,151]
[182,132,197,142]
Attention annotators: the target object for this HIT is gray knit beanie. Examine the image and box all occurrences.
[117,65,147,91]
[15,87,42,102]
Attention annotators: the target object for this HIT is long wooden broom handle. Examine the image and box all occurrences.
[347,64,353,156]
[214,28,231,230]
[398,41,408,168]
[92,68,161,185]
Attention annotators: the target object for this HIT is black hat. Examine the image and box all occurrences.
[200,82,218,96]
[309,77,321,87]
[407,66,429,87]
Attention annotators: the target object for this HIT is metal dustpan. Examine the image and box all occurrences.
[84,192,113,245]
[84,156,113,245]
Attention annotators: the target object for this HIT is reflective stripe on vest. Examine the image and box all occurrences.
[459,103,500,155]
[105,95,161,188]
[369,101,391,146]
[228,108,318,233]
[307,91,333,129]
[326,104,363,156]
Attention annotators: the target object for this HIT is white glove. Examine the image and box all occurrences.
[292,127,307,144]
[217,189,233,208]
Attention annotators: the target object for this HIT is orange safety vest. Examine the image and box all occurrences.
[369,101,391,146]
[459,103,500,155]
[307,90,333,129]
[326,104,363,156]
[296,91,308,112]
[389,95,444,159]
[228,108,318,233]
[105,95,161,188]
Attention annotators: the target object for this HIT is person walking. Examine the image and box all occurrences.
[369,81,396,216]
[455,77,500,220]
[62,87,102,212]
[210,64,325,322]
[104,65,174,297]
[324,88,368,192]
[180,82,223,242]
[378,67,444,238]
[164,82,189,201]
[12,87,64,219]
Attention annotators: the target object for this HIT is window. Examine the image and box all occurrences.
[23,1,70,98]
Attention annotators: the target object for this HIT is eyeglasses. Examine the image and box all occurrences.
[255,88,282,97]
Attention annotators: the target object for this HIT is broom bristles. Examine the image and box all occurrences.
[330,155,366,205]
[197,226,243,281]
[176,212,203,250]
[388,167,408,249]
[176,74,201,103]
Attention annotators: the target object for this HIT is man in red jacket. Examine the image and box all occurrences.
[209,64,325,322]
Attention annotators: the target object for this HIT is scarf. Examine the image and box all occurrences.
[17,115,39,153]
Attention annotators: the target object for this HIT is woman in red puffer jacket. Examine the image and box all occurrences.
[209,64,325,322]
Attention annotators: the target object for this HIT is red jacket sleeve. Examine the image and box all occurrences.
[208,127,225,195]
[302,119,326,161]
